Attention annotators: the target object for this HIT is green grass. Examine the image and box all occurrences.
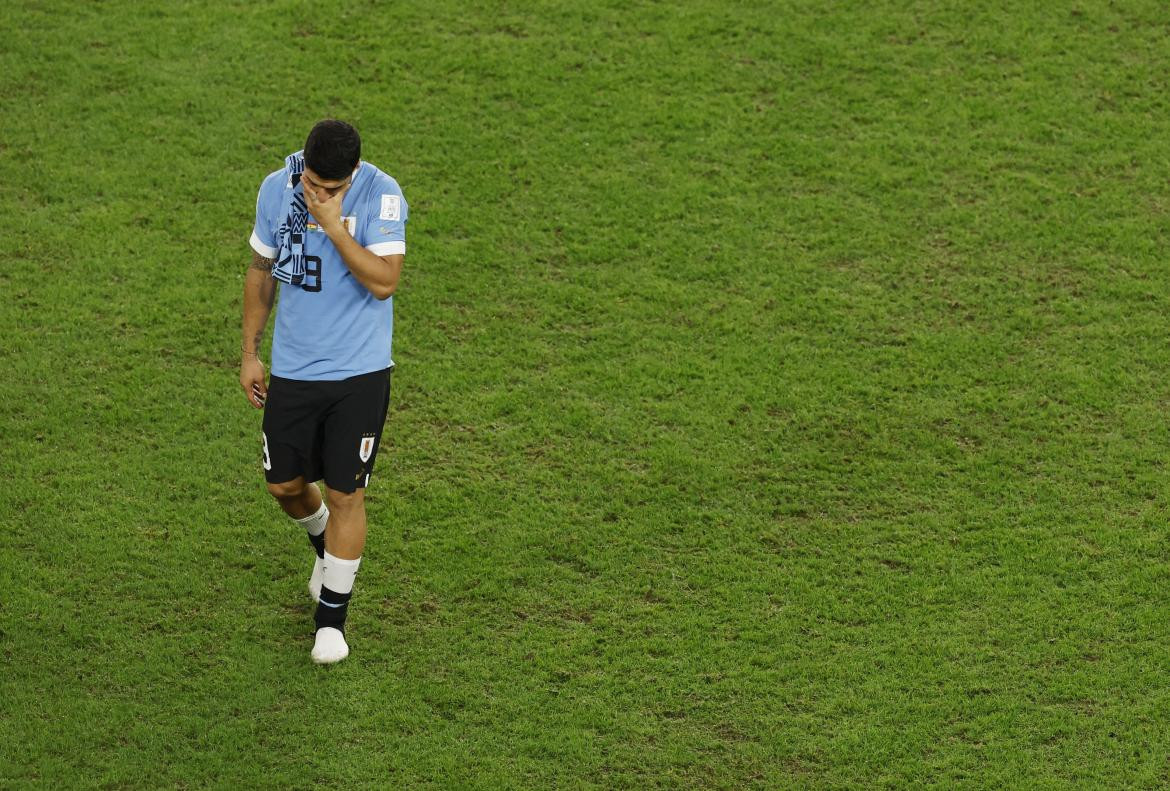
[4,0,1170,786]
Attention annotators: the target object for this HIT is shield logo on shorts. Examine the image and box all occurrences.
[359,435,375,463]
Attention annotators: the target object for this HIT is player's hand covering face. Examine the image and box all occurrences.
[302,168,352,231]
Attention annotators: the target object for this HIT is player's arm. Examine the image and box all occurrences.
[305,183,401,300]
[240,252,276,408]
[325,230,402,301]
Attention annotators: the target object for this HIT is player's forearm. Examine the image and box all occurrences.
[324,225,401,300]
[242,265,276,354]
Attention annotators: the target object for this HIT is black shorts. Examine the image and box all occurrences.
[261,367,392,494]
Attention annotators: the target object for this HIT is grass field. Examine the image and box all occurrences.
[4,0,1170,786]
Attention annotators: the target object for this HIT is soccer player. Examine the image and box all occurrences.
[240,119,407,664]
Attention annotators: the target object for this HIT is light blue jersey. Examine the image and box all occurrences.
[250,160,407,380]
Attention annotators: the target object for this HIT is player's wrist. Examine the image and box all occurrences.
[322,220,348,237]
[242,346,260,358]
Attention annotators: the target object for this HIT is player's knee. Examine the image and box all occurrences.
[267,479,305,501]
[325,487,364,514]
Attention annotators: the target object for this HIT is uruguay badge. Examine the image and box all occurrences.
[359,435,375,462]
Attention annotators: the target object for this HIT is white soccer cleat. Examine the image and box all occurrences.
[311,627,349,664]
[308,557,324,602]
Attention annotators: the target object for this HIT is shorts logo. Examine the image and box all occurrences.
[261,432,272,471]
[379,194,401,221]
[359,435,375,463]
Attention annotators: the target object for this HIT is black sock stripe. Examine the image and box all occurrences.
[318,586,352,607]
[315,587,352,632]
[308,532,326,558]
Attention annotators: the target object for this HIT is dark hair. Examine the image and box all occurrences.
[304,119,361,179]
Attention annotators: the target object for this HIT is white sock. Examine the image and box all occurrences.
[294,502,328,600]
[314,552,361,630]
[294,501,328,537]
[321,551,361,595]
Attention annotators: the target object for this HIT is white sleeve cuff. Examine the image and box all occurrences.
[250,230,278,259]
[367,241,405,256]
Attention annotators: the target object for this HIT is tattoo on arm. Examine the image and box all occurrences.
[246,254,276,350]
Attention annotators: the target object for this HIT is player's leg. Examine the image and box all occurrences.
[322,487,367,558]
[262,375,329,600]
[266,477,329,600]
[266,476,320,518]
[310,368,391,665]
[310,486,367,664]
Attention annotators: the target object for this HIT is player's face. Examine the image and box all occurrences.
[301,167,353,202]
